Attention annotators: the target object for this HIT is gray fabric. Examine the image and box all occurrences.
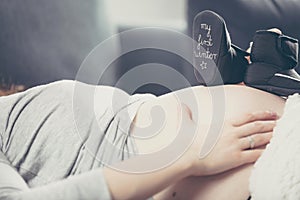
[0,151,9,165]
[0,80,155,199]
[0,155,111,200]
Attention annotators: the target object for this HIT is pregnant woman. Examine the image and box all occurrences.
[0,80,282,200]
[0,10,296,200]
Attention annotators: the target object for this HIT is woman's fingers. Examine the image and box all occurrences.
[239,132,273,150]
[192,111,279,176]
[232,111,278,127]
[240,149,264,164]
[236,120,276,138]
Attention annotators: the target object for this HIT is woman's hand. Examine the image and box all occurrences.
[181,106,278,177]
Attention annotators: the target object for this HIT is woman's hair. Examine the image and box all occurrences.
[0,84,25,96]
[0,71,25,96]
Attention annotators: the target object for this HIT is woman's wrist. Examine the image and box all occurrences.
[103,155,199,200]
[175,151,207,178]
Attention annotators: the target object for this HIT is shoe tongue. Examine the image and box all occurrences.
[251,31,298,70]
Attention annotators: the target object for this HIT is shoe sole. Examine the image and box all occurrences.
[193,10,226,86]
[250,84,300,97]
[245,62,300,96]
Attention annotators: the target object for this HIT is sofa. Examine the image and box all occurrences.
[2,0,300,95]
[0,0,119,88]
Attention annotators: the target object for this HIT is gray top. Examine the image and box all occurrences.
[0,80,155,200]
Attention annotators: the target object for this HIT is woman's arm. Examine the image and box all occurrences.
[0,109,277,200]
[103,154,192,200]
[113,85,283,200]
[104,107,278,200]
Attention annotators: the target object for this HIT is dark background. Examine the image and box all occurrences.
[1,0,300,95]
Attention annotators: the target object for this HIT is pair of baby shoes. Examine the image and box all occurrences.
[193,10,300,96]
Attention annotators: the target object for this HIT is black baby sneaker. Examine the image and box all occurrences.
[193,10,249,86]
[244,30,300,96]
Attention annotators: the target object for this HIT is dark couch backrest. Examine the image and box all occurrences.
[187,0,300,50]
[0,0,118,87]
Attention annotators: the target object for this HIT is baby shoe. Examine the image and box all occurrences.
[244,30,300,96]
[193,10,249,86]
